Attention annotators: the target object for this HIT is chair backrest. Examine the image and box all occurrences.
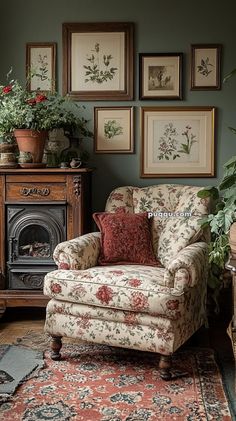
[105,184,211,267]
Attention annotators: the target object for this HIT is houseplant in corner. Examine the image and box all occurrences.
[0,70,92,166]
[197,67,236,304]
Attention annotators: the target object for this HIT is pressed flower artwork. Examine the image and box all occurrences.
[94,107,134,153]
[84,43,118,84]
[104,120,123,140]
[26,43,56,92]
[63,22,134,100]
[71,33,124,92]
[141,107,215,177]
[191,44,221,90]
[156,121,199,162]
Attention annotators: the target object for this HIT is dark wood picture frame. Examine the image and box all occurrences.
[26,42,56,92]
[94,106,134,153]
[191,44,222,90]
[139,53,183,100]
[62,22,134,100]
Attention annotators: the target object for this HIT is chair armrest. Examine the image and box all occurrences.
[164,242,209,290]
[53,232,101,270]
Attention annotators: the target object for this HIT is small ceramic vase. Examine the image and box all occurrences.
[60,162,69,168]
[0,152,16,163]
[18,151,33,164]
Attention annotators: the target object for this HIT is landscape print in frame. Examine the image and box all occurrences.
[63,22,134,100]
[139,53,183,99]
[141,107,215,177]
[94,106,134,153]
[26,43,56,92]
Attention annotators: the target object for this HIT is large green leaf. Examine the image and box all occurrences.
[223,186,236,199]
[223,208,235,232]
[219,174,236,190]
[197,186,219,199]
[224,196,236,208]
[223,155,236,168]
[215,202,225,212]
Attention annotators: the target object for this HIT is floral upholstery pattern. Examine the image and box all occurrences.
[105,186,134,213]
[158,216,203,266]
[164,242,209,290]
[44,184,210,357]
[44,251,207,355]
[53,232,100,270]
[132,184,210,261]
[44,265,180,317]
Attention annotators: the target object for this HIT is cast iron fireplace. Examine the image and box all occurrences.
[6,205,66,290]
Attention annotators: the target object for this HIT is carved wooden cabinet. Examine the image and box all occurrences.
[0,168,92,317]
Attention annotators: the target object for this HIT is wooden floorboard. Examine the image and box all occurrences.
[0,308,45,344]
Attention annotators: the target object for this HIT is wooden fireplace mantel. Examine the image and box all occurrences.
[0,167,93,316]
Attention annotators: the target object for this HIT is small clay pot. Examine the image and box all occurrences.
[0,152,16,163]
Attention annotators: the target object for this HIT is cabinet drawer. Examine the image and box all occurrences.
[6,183,66,201]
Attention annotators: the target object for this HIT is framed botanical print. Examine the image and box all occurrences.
[63,22,134,100]
[139,53,183,100]
[191,44,222,90]
[26,43,56,92]
[141,106,215,177]
[94,106,134,153]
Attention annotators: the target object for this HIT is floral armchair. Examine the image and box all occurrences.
[44,184,210,380]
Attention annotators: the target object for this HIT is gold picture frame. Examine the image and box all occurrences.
[94,106,134,153]
[141,106,215,178]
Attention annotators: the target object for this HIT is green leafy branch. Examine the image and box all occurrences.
[197,57,213,77]
[84,43,117,84]
[178,125,197,154]
[104,120,123,139]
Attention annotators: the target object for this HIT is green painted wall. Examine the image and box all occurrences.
[0,0,236,211]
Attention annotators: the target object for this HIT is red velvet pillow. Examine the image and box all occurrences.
[93,211,160,266]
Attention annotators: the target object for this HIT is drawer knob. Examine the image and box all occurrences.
[20,187,50,197]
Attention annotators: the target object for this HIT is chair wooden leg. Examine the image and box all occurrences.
[50,335,62,360]
[159,354,172,380]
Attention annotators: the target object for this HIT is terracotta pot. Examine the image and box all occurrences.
[14,129,48,163]
[229,222,236,258]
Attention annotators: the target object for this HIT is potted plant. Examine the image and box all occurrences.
[0,70,92,165]
[197,67,236,302]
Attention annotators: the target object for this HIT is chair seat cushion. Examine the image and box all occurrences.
[44,265,186,320]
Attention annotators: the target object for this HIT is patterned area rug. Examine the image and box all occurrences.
[0,342,232,421]
[0,345,44,403]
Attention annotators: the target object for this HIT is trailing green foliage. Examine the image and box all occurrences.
[197,67,236,301]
